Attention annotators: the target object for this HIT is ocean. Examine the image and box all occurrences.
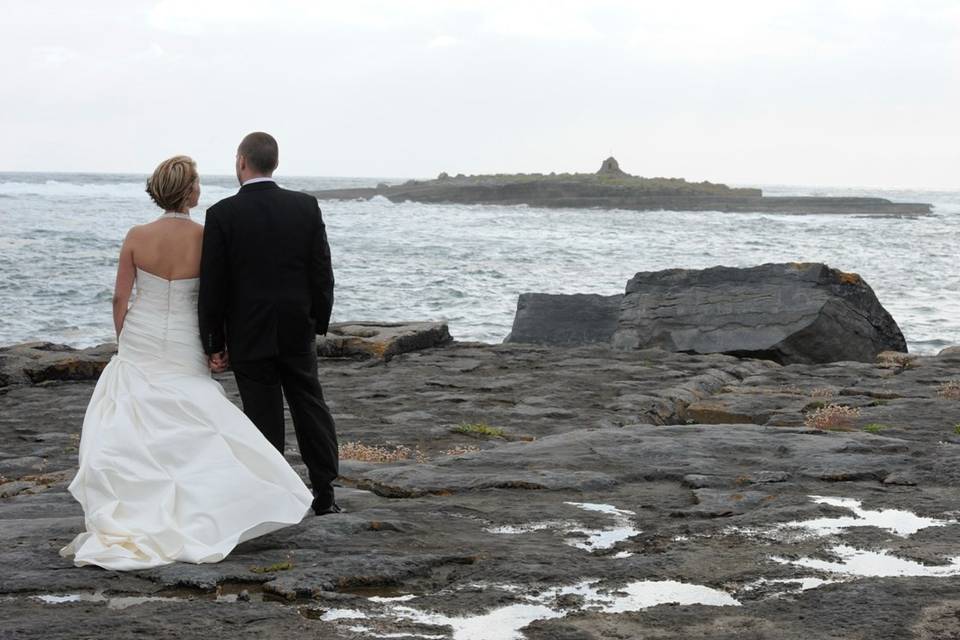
[0,173,957,354]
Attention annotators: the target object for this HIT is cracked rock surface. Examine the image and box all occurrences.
[2,342,960,639]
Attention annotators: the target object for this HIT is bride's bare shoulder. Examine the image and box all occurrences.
[123,223,148,242]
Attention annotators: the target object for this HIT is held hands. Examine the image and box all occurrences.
[208,350,230,373]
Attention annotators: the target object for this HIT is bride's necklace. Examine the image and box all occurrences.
[160,211,191,220]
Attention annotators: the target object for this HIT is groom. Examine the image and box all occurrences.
[198,132,340,516]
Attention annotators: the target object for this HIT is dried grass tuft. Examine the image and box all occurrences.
[804,404,861,431]
[444,445,481,457]
[937,380,960,400]
[877,352,917,370]
[339,441,426,463]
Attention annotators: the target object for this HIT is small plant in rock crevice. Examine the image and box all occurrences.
[937,380,960,400]
[339,442,426,463]
[877,352,918,372]
[804,404,861,431]
[863,423,891,434]
[444,445,482,456]
[452,422,506,439]
[809,387,837,399]
[250,559,293,574]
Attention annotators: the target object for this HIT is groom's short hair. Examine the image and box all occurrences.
[238,132,279,175]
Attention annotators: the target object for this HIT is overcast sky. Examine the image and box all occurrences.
[3,1,959,187]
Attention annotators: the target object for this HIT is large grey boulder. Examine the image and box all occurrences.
[611,263,906,364]
[504,293,623,346]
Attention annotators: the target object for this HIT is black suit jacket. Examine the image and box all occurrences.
[198,181,334,361]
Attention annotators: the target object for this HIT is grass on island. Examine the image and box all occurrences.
[452,422,506,439]
[863,423,891,434]
[425,171,754,195]
[804,404,861,431]
[250,559,293,574]
[954,424,960,436]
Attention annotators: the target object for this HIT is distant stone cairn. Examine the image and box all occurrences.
[597,156,628,177]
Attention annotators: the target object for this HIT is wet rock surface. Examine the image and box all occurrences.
[2,341,960,639]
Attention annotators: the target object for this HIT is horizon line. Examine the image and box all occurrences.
[0,169,955,193]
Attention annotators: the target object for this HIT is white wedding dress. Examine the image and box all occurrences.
[61,267,314,571]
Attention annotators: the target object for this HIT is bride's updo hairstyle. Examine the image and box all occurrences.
[146,155,198,212]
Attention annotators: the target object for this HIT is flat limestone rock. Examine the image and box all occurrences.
[317,321,452,362]
[0,342,116,387]
[612,262,906,364]
[938,345,960,358]
[686,392,810,425]
[504,293,623,346]
[4,341,960,639]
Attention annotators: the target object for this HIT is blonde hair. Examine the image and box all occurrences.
[146,155,198,211]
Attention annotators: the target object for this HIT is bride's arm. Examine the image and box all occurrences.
[112,230,136,338]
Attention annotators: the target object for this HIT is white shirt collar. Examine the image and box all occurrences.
[241,176,276,186]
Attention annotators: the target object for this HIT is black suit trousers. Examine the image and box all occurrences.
[232,351,339,509]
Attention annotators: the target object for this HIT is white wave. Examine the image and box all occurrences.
[0,179,236,200]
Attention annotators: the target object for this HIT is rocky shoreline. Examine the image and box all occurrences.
[310,158,933,217]
[2,322,960,639]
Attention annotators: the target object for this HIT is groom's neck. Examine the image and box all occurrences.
[240,173,275,186]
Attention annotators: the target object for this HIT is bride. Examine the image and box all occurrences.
[61,156,313,571]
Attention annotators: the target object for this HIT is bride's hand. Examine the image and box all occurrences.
[208,351,229,373]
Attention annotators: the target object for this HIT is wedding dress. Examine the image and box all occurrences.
[61,262,313,571]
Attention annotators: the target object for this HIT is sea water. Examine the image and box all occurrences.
[0,173,957,352]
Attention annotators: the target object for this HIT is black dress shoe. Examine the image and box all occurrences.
[313,502,342,516]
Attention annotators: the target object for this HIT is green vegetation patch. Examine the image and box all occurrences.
[250,560,293,574]
[863,423,891,434]
[452,422,506,439]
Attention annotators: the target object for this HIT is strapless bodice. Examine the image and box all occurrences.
[117,268,206,375]
[131,267,200,310]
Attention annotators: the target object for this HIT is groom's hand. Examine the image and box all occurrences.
[208,351,230,373]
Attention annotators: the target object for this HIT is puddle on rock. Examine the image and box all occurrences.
[779,496,956,538]
[345,627,446,640]
[34,583,266,609]
[564,579,740,613]
[320,608,369,621]
[562,502,640,552]
[485,502,641,554]
[774,545,960,578]
[723,496,960,596]
[370,594,419,603]
[35,592,178,609]
[740,576,837,597]
[320,579,739,640]
[485,521,572,535]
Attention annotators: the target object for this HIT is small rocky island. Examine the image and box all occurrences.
[311,157,933,216]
